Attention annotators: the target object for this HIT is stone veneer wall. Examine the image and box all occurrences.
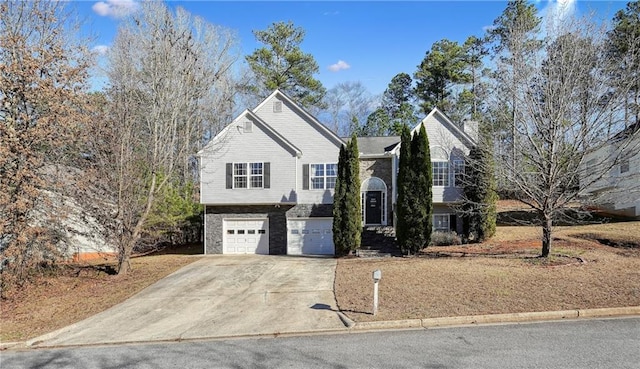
[204,203,335,255]
[286,203,333,218]
[359,157,394,225]
[204,205,292,255]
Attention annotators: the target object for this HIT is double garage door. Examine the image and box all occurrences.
[222,218,334,255]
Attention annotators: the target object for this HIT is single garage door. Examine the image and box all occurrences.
[287,218,335,255]
[223,219,269,254]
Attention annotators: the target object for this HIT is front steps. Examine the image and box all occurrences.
[356,226,402,257]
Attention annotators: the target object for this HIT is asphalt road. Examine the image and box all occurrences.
[2,318,639,369]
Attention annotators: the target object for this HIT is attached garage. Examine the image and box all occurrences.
[223,219,269,254]
[287,218,335,255]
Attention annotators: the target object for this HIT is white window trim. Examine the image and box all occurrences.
[432,161,450,187]
[310,163,337,190]
[433,214,450,232]
[233,162,263,189]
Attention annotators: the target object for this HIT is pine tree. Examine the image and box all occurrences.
[395,124,413,254]
[246,21,326,109]
[332,144,348,255]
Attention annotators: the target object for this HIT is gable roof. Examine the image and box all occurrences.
[420,107,476,148]
[197,109,302,157]
[391,107,476,154]
[253,89,346,148]
[345,136,400,156]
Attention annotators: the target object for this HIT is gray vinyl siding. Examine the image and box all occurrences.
[581,134,640,217]
[254,96,341,204]
[421,112,471,204]
[200,116,298,205]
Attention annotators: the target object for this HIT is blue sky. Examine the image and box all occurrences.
[78,0,628,95]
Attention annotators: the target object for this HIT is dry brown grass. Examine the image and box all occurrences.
[335,222,640,322]
[0,245,202,342]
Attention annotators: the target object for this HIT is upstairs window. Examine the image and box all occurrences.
[433,162,449,187]
[309,163,337,190]
[250,162,263,188]
[453,160,465,187]
[233,163,248,188]
[227,162,269,189]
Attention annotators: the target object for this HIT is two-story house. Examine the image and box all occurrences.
[580,123,640,218]
[198,90,476,255]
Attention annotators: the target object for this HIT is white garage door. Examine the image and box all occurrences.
[223,219,269,254]
[287,218,335,255]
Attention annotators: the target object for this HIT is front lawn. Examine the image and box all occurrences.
[335,222,640,322]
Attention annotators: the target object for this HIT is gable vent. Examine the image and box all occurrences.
[243,121,253,133]
[273,101,282,113]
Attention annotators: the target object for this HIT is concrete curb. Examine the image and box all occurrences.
[4,306,639,351]
[349,306,640,331]
[0,341,26,350]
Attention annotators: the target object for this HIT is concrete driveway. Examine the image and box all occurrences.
[29,256,347,347]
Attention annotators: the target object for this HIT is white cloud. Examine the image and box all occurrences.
[92,45,109,55]
[92,0,140,18]
[328,60,350,72]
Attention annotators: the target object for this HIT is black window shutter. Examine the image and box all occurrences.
[449,214,457,232]
[302,164,309,190]
[226,163,232,189]
[264,162,270,189]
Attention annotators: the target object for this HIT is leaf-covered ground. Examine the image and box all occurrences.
[1,245,202,342]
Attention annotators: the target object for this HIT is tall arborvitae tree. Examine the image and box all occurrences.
[395,125,413,254]
[345,133,362,253]
[332,144,348,255]
[396,124,433,255]
[410,125,433,251]
[332,134,361,254]
[462,139,498,242]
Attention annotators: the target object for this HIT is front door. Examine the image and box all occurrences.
[365,191,382,224]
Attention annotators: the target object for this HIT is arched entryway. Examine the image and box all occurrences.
[361,177,387,225]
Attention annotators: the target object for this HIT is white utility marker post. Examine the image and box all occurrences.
[372,269,381,315]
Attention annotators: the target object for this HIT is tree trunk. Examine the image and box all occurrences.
[117,237,136,275]
[117,173,158,275]
[541,215,552,257]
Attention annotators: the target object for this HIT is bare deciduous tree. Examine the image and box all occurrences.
[103,2,241,274]
[320,81,375,136]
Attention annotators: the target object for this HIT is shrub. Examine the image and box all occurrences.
[430,231,462,246]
